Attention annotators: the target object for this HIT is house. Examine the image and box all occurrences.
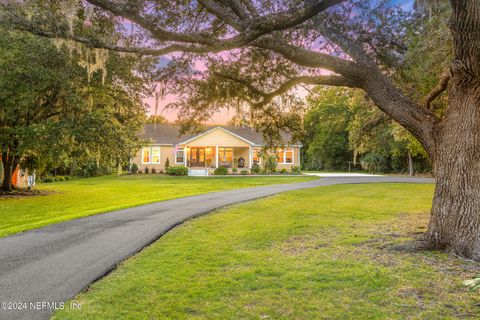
[132,124,302,175]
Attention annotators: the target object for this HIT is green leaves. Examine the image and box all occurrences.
[0,27,152,181]
[303,86,431,173]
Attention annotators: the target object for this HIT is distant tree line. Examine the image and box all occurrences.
[301,87,431,175]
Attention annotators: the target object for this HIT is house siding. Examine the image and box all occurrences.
[186,128,251,147]
[132,145,176,172]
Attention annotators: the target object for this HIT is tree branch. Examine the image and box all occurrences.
[240,0,259,17]
[257,75,359,107]
[8,22,219,55]
[214,72,359,108]
[6,0,345,57]
[362,72,437,155]
[86,0,344,48]
[255,38,366,79]
[254,39,438,156]
[197,0,244,30]
[423,71,451,110]
[360,114,391,133]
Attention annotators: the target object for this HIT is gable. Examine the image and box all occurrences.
[183,127,252,147]
[141,124,302,146]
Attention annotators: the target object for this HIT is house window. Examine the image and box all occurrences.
[142,147,150,164]
[218,147,234,162]
[285,149,293,163]
[275,148,294,164]
[151,147,161,164]
[276,149,284,163]
[176,149,184,163]
[142,146,160,164]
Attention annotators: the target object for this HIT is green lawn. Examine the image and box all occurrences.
[0,174,313,237]
[53,183,480,320]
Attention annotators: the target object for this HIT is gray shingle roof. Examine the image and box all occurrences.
[141,124,299,146]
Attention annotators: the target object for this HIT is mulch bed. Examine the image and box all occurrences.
[0,189,56,199]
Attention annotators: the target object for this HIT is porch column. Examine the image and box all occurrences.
[215,146,219,168]
[249,146,253,168]
[184,147,187,167]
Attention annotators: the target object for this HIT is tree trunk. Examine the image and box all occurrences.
[407,151,414,176]
[426,0,480,258]
[1,153,14,192]
[425,0,480,260]
[427,85,480,258]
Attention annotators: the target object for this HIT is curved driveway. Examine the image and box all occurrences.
[0,176,433,320]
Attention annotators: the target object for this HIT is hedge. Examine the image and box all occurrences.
[166,166,188,176]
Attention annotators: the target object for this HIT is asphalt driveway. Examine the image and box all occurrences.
[0,176,433,320]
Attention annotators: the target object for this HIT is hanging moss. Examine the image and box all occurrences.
[52,38,109,84]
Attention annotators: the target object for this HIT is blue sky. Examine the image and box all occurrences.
[388,0,413,10]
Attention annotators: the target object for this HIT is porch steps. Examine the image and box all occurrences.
[188,168,210,176]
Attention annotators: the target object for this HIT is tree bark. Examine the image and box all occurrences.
[426,0,480,259]
[407,151,414,176]
[1,152,14,192]
[427,85,480,258]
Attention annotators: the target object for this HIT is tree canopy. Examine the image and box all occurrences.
[0,26,154,190]
[0,0,437,148]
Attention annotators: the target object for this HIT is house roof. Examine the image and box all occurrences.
[141,124,300,146]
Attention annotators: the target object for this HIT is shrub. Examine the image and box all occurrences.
[165,157,170,170]
[131,163,139,174]
[281,168,287,174]
[291,166,301,174]
[144,167,150,174]
[42,176,68,183]
[214,166,228,175]
[251,164,261,174]
[241,170,249,175]
[361,153,388,173]
[152,168,157,174]
[43,176,54,183]
[166,166,188,176]
[232,167,237,173]
[263,154,278,174]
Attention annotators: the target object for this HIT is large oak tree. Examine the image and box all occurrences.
[2,0,480,260]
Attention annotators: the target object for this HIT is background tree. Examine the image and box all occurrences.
[0,29,72,191]
[303,87,353,171]
[303,86,430,174]
[2,0,480,259]
[0,23,152,190]
[145,114,169,124]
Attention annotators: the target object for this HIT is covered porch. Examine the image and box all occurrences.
[184,146,253,170]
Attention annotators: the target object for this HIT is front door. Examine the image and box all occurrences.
[190,147,205,167]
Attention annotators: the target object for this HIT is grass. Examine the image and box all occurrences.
[0,174,313,237]
[53,183,480,319]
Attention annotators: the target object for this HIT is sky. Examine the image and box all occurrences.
[144,0,415,124]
